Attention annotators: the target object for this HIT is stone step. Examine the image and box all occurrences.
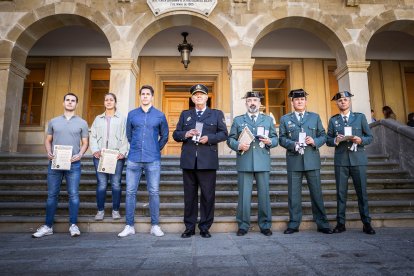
[1,178,413,191]
[0,169,409,181]
[1,189,413,203]
[0,161,401,171]
[2,212,414,233]
[0,200,413,217]
[0,154,392,163]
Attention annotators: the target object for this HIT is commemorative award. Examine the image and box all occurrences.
[192,121,204,143]
[337,126,354,142]
[97,149,119,174]
[51,145,72,170]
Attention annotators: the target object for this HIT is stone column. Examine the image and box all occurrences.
[335,61,372,120]
[107,58,139,115]
[0,58,30,152]
[228,58,255,117]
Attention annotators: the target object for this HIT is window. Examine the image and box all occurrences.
[87,69,110,125]
[253,70,288,125]
[20,67,45,126]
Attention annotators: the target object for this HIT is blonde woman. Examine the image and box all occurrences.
[90,93,128,220]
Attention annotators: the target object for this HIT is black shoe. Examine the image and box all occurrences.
[260,229,272,236]
[317,228,333,234]
[200,230,211,238]
[363,223,376,235]
[333,223,346,233]
[283,228,299,234]
[181,229,195,238]
[236,229,247,236]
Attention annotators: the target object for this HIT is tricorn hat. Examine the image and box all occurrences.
[288,89,309,98]
[190,84,208,95]
[331,91,354,101]
[242,91,264,99]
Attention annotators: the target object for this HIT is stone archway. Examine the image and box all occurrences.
[362,15,414,124]
[0,2,119,152]
[129,13,235,61]
[248,15,348,68]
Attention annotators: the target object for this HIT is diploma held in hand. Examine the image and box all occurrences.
[238,126,255,155]
[52,145,73,170]
[98,149,119,174]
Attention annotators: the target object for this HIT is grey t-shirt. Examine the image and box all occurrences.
[47,115,89,155]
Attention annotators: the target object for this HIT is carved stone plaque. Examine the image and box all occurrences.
[147,0,217,17]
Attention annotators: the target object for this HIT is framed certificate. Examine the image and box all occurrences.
[97,149,119,174]
[51,145,73,170]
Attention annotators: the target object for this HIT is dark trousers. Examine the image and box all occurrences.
[236,171,272,231]
[335,165,371,224]
[183,169,217,231]
[287,170,330,229]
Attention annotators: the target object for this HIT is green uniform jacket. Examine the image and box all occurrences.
[279,111,326,171]
[227,113,278,172]
[326,112,373,166]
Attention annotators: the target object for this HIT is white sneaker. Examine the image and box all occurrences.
[112,210,121,220]
[32,225,53,238]
[150,225,165,237]
[95,210,105,221]
[118,225,135,238]
[69,224,81,237]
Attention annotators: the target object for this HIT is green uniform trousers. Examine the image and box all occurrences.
[287,170,330,229]
[236,171,272,231]
[335,165,371,224]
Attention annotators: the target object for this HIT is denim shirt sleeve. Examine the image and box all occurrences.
[126,112,132,143]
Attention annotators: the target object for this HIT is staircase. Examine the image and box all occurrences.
[0,153,413,233]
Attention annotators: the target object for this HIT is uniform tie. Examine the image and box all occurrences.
[197,110,202,120]
[343,116,348,126]
[251,114,256,122]
[299,113,303,124]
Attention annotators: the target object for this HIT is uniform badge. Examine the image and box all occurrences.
[187,116,191,122]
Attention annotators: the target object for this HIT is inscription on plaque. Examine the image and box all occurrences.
[147,0,217,16]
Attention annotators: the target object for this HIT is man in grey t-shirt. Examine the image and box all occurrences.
[32,93,89,238]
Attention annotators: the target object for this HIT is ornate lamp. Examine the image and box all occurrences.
[177,32,193,69]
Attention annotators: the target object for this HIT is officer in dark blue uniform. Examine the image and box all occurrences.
[326,91,376,235]
[173,84,228,238]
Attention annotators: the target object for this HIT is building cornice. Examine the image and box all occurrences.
[107,58,139,78]
[0,58,30,79]
[335,61,370,79]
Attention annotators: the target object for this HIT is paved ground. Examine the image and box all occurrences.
[0,228,413,276]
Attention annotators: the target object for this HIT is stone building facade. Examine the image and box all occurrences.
[0,0,413,154]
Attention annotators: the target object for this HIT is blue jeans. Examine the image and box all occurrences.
[125,160,161,226]
[45,161,81,227]
[93,157,125,211]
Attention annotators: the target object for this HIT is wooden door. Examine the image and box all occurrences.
[163,96,189,155]
[162,82,214,155]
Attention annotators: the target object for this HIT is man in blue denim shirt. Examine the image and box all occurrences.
[118,85,169,238]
